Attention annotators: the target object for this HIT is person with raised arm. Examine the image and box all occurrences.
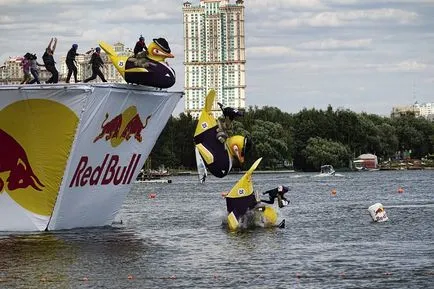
[42,37,59,83]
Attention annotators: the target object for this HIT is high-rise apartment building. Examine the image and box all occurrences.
[183,0,246,117]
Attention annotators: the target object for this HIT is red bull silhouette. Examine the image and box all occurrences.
[0,129,44,191]
[93,113,123,143]
[120,114,151,142]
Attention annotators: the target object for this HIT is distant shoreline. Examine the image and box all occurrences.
[171,167,434,176]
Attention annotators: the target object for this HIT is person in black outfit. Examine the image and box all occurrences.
[66,44,80,83]
[83,47,107,83]
[134,35,147,57]
[42,37,58,83]
[261,185,290,208]
[130,35,148,67]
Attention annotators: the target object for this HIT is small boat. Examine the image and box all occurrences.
[317,165,336,177]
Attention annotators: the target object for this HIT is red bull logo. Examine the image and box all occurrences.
[69,153,141,187]
[0,129,44,192]
[0,99,78,216]
[93,105,151,147]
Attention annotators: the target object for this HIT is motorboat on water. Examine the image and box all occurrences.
[317,165,336,176]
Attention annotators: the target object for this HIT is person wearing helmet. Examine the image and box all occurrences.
[65,43,80,83]
[261,185,290,208]
[130,35,148,67]
[83,47,107,83]
[134,35,147,57]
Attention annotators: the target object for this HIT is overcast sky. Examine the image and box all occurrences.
[1,0,433,116]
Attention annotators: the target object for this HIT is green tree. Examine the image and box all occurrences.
[302,137,351,169]
[249,119,288,169]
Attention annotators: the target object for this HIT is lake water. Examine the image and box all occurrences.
[0,170,433,289]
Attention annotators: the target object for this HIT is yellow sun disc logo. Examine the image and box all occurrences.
[0,99,78,216]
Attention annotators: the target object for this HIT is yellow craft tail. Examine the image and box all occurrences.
[194,90,218,137]
[226,158,262,199]
[98,41,128,77]
[204,89,215,113]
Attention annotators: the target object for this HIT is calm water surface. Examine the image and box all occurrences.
[0,171,433,289]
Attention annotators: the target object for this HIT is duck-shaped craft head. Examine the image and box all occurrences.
[98,38,176,88]
[147,38,174,62]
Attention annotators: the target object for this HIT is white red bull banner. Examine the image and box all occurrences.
[0,84,182,231]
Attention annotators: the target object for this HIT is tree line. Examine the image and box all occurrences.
[148,105,434,171]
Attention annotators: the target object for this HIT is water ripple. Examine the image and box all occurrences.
[0,170,433,288]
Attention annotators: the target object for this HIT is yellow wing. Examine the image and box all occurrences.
[99,41,117,57]
[227,212,239,231]
[125,67,148,73]
[99,41,129,77]
[226,158,262,199]
[194,90,218,137]
[262,206,278,225]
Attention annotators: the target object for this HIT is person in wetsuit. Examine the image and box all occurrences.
[83,47,107,83]
[65,44,80,83]
[42,38,58,83]
[261,185,290,208]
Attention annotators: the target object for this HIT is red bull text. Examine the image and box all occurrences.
[69,154,141,187]
[0,129,44,192]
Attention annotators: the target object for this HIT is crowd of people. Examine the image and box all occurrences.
[18,36,142,85]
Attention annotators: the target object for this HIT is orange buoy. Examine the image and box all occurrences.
[331,189,337,196]
[82,277,89,281]
[397,187,404,193]
[149,193,157,199]
[127,274,134,280]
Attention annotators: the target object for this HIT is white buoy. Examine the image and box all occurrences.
[368,203,389,222]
